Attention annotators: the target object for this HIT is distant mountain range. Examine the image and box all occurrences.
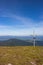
[0,36,43,40]
[0,38,33,46]
[0,38,43,46]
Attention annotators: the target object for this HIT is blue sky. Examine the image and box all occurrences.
[0,0,43,36]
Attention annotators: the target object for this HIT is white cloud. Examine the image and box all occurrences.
[0,25,8,28]
[0,10,43,36]
[0,10,35,27]
[0,25,43,36]
[0,11,43,28]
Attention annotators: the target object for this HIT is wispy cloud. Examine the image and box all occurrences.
[0,10,36,27]
[0,10,43,26]
[0,10,43,35]
[0,25,9,28]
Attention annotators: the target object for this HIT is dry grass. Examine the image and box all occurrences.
[0,46,43,65]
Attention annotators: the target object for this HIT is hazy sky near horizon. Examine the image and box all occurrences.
[0,0,43,36]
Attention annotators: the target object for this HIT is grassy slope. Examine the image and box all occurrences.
[0,46,43,65]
